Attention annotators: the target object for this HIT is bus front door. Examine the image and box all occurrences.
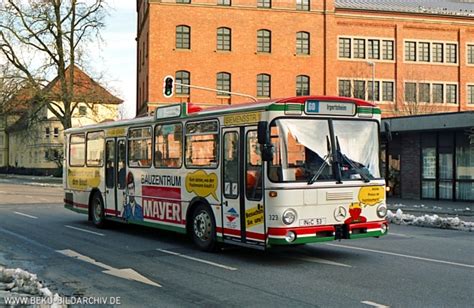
[105,138,126,218]
[221,127,265,248]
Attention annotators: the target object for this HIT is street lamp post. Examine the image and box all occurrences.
[367,61,376,103]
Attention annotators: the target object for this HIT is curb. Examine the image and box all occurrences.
[388,206,474,217]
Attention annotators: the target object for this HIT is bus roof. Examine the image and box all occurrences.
[65,95,378,134]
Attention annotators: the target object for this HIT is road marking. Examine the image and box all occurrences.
[326,243,474,269]
[362,300,390,308]
[65,225,105,237]
[57,249,161,287]
[292,256,352,268]
[14,212,38,219]
[103,268,161,287]
[57,249,113,270]
[387,232,411,238]
[157,249,237,271]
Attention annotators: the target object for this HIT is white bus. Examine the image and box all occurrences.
[64,95,388,251]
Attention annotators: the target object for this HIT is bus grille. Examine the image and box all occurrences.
[326,191,353,201]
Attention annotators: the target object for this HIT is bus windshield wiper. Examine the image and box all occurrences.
[336,136,370,183]
[307,136,331,185]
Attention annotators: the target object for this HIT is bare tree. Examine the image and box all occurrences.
[0,0,107,129]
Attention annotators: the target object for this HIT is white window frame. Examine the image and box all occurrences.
[337,36,395,63]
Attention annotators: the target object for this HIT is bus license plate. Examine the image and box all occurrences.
[300,218,326,226]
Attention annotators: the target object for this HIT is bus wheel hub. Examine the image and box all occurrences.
[194,211,210,240]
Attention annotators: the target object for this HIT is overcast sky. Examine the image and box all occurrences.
[99,0,136,118]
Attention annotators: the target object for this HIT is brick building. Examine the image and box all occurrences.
[135,0,474,117]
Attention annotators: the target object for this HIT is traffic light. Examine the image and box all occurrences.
[163,75,174,98]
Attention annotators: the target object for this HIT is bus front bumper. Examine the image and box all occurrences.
[267,220,388,245]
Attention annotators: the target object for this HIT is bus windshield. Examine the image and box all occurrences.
[269,118,380,183]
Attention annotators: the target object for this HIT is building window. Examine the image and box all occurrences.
[468,85,474,104]
[296,31,310,55]
[446,84,457,104]
[368,39,380,60]
[405,82,417,102]
[339,38,351,58]
[54,127,59,138]
[217,0,231,5]
[446,44,457,63]
[467,45,474,65]
[382,40,394,60]
[175,70,190,95]
[176,25,190,49]
[257,0,271,8]
[296,75,310,96]
[382,81,394,101]
[217,27,231,51]
[45,127,50,138]
[338,80,351,97]
[405,41,416,61]
[432,43,443,63]
[79,106,87,116]
[432,84,444,103]
[353,80,365,99]
[176,0,190,3]
[217,72,231,96]
[367,81,380,101]
[418,42,430,62]
[296,0,309,11]
[353,39,365,59]
[257,74,271,97]
[257,29,271,53]
[418,83,430,103]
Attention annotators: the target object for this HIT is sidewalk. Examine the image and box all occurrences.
[387,197,473,217]
[0,173,62,187]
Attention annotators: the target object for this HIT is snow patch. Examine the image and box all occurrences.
[387,209,474,232]
[0,267,64,307]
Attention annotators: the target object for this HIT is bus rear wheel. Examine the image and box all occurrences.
[191,204,216,251]
[91,192,105,228]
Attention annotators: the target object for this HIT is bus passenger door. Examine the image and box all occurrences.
[221,127,265,248]
[105,139,117,216]
[116,138,126,218]
[105,138,126,218]
[221,128,243,242]
[243,128,265,246]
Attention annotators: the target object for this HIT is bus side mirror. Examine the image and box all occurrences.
[384,122,392,142]
[258,121,273,161]
[257,121,269,145]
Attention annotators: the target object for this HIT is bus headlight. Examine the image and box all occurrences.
[377,204,387,218]
[285,231,296,243]
[282,209,297,225]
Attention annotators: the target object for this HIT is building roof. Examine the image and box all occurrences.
[335,0,474,17]
[45,66,123,105]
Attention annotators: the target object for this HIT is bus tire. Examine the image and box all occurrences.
[91,191,106,228]
[191,204,216,252]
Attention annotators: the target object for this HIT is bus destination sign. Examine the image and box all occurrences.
[155,104,182,120]
[305,100,356,116]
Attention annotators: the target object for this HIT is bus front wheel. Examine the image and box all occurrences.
[91,192,105,228]
[191,204,216,251]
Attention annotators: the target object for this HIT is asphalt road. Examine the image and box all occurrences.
[0,184,473,307]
